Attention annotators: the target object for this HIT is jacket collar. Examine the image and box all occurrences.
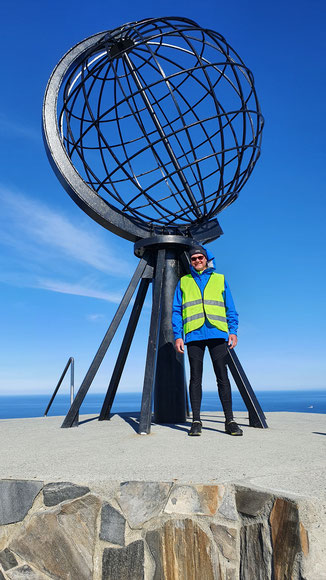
[190,264,215,278]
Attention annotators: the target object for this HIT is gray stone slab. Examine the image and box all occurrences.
[102,541,144,580]
[43,482,89,506]
[118,482,171,528]
[0,569,5,580]
[10,495,101,580]
[0,548,18,570]
[240,523,272,580]
[210,524,238,562]
[235,486,272,516]
[100,503,125,545]
[218,490,238,521]
[0,480,43,525]
[6,565,49,579]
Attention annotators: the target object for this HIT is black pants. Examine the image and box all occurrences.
[187,339,233,423]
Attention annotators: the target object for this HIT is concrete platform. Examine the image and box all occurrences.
[0,411,325,501]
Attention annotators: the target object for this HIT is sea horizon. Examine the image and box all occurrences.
[0,389,325,420]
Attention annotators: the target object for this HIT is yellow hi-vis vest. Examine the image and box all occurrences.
[180,272,229,336]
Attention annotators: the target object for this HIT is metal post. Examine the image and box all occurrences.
[226,347,268,428]
[99,278,151,421]
[44,357,74,416]
[154,249,186,423]
[61,254,149,428]
[139,249,166,434]
[70,357,74,405]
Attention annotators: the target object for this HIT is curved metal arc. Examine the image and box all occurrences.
[119,54,189,217]
[123,50,202,219]
[44,18,263,236]
[43,33,151,241]
[127,54,206,211]
[106,49,192,218]
[172,25,226,198]
[88,61,251,222]
[108,42,225,199]
[96,61,127,200]
[63,101,260,225]
[76,58,146,199]
[119,141,250,208]
[66,50,108,98]
[148,42,219,212]
[61,56,247,159]
[79,60,111,195]
[145,32,253,103]
[109,55,193,222]
[110,135,260,223]
[140,41,207,207]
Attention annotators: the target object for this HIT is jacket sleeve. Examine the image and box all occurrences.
[172,281,183,340]
[224,279,239,335]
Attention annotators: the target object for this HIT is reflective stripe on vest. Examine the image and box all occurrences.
[180,273,228,335]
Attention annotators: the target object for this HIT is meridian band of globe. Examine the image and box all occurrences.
[42,18,263,243]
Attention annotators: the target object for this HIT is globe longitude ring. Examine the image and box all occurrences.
[42,16,264,243]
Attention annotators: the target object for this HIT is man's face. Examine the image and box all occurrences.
[190,253,207,271]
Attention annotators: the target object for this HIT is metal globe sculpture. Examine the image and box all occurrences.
[43,16,263,241]
[43,17,266,432]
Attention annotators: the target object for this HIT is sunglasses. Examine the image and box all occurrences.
[191,255,205,262]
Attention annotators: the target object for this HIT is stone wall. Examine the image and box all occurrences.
[0,479,324,579]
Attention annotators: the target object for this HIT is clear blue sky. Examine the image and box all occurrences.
[0,0,325,395]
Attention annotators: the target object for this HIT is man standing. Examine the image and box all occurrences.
[172,245,243,437]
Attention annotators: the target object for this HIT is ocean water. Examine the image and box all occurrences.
[0,390,325,420]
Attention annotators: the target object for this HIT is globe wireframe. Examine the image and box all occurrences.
[44,16,263,241]
[42,17,267,432]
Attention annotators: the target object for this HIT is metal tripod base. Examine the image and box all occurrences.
[60,234,268,432]
[61,236,193,431]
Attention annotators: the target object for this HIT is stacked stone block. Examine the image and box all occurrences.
[0,478,318,579]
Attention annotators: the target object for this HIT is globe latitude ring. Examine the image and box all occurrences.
[42,18,263,243]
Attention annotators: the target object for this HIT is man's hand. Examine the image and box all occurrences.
[175,338,184,354]
[228,334,238,349]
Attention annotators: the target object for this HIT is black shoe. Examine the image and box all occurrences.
[225,420,243,436]
[188,421,202,436]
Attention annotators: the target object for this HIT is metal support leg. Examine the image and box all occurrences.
[139,249,166,434]
[154,248,186,424]
[99,278,151,421]
[61,255,149,428]
[226,347,268,428]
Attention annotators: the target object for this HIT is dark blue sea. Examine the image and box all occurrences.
[0,390,325,420]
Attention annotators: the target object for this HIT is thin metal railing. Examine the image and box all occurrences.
[44,357,74,416]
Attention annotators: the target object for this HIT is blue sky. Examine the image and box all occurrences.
[0,0,325,396]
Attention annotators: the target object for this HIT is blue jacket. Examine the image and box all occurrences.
[172,247,238,344]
